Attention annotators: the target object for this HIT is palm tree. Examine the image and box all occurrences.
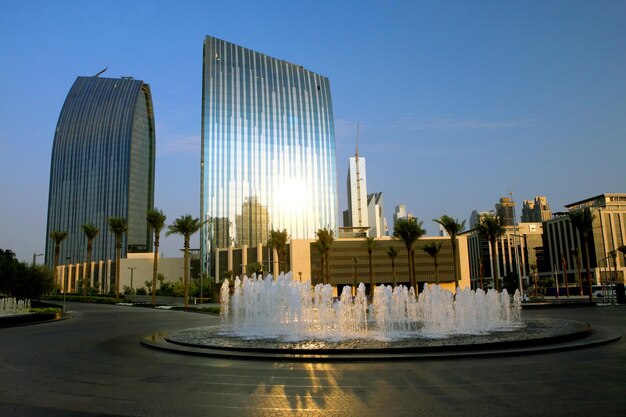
[570,248,583,296]
[393,218,425,295]
[434,215,466,289]
[268,229,290,274]
[364,237,378,297]
[476,214,506,291]
[569,208,595,302]
[423,242,442,285]
[107,217,127,297]
[166,214,203,308]
[81,224,99,296]
[147,208,167,305]
[618,246,626,255]
[386,246,399,287]
[49,230,68,291]
[315,228,334,284]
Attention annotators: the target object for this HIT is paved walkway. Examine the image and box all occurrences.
[0,303,624,416]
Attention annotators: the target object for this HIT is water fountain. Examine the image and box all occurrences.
[156,271,599,362]
[144,272,596,360]
[218,272,522,342]
[0,298,31,316]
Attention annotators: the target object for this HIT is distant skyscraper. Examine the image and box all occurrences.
[521,196,552,222]
[367,192,388,237]
[201,36,338,275]
[495,197,516,226]
[393,204,414,228]
[345,145,368,229]
[469,209,495,229]
[46,75,155,268]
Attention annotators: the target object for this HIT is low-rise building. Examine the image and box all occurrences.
[544,193,626,289]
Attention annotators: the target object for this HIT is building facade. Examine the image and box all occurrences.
[469,209,494,229]
[201,36,338,276]
[495,197,516,226]
[393,204,414,228]
[214,236,471,294]
[367,192,388,237]
[522,196,552,223]
[45,75,155,285]
[345,151,368,229]
[465,222,544,292]
[544,193,626,289]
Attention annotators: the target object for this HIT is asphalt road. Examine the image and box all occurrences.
[0,303,624,417]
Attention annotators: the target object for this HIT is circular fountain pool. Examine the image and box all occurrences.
[142,274,596,361]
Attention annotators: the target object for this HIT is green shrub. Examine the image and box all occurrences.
[30,307,62,313]
[0,249,54,299]
[42,294,124,304]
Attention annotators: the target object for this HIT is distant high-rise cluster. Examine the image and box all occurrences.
[393,204,414,227]
[521,196,552,222]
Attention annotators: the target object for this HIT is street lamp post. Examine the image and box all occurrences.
[127,267,136,302]
[32,253,43,267]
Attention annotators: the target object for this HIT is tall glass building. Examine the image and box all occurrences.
[45,75,155,269]
[201,36,338,276]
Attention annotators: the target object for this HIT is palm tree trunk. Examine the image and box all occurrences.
[562,255,569,297]
[353,260,357,297]
[115,240,121,297]
[490,239,500,291]
[368,251,374,298]
[575,252,583,296]
[583,238,593,302]
[434,260,439,285]
[184,237,190,309]
[53,245,60,291]
[84,243,92,297]
[479,259,484,290]
[152,235,159,305]
[451,240,459,289]
[405,248,411,292]
[392,259,396,288]
[324,251,330,286]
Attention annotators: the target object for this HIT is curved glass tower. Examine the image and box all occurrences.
[45,76,155,269]
[201,36,338,276]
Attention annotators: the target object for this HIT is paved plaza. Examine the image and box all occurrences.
[0,303,624,417]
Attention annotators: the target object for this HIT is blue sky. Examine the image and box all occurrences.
[1,1,624,262]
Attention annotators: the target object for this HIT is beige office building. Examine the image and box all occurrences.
[465,223,544,292]
[544,193,626,287]
[214,236,471,295]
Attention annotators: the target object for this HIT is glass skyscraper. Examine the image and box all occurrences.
[46,75,155,269]
[201,36,338,276]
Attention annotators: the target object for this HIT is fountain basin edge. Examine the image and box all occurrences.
[140,318,621,362]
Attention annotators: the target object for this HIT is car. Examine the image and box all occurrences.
[592,284,615,298]
[592,285,603,298]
